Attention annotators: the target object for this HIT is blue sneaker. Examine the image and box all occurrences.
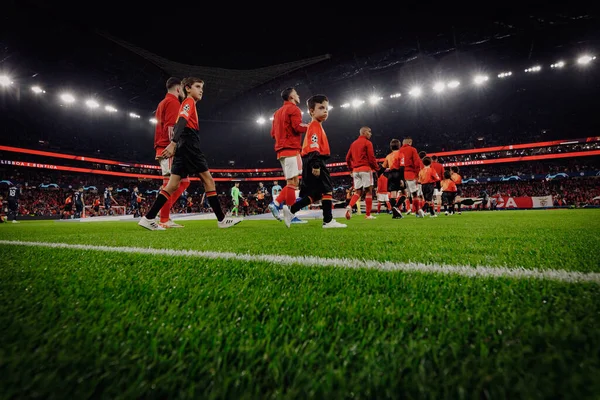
[268,202,282,221]
[291,216,308,224]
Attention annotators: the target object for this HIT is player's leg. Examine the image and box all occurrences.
[346,173,363,220]
[198,170,242,228]
[364,176,375,218]
[139,174,182,230]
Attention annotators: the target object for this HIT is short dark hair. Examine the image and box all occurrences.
[166,77,181,90]
[422,157,432,166]
[451,166,459,173]
[182,77,204,95]
[431,155,438,161]
[281,87,295,101]
[418,151,427,159]
[390,139,401,151]
[444,170,452,179]
[307,94,328,111]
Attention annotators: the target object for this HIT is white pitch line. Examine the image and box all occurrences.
[1,240,599,284]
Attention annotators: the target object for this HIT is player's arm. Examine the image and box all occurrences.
[289,108,307,134]
[367,142,379,171]
[345,147,353,171]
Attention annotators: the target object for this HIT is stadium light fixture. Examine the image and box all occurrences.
[498,72,512,78]
[577,55,595,65]
[432,82,445,93]
[149,118,157,124]
[408,87,422,97]
[389,93,402,98]
[105,105,117,112]
[328,105,334,111]
[550,61,565,69]
[59,93,76,103]
[447,80,460,88]
[0,75,13,87]
[351,99,365,108]
[525,66,542,73]
[85,99,100,109]
[340,102,351,108]
[31,86,45,94]
[129,112,141,119]
[269,116,274,121]
[256,117,266,124]
[473,75,489,85]
[368,95,383,105]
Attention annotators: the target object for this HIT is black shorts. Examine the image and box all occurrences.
[8,199,18,212]
[299,161,332,199]
[64,204,72,212]
[435,180,441,191]
[387,170,403,192]
[171,135,209,179]
[104,202,111,209]
[93,206,100,213]
[75,202,83,212]
[442,192,457,205]
[421,183,434,202]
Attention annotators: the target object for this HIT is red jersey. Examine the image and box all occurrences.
[346,135,379,172]
[178,97,199,132]
[377,173,389,194]
[431,161,444,181]
[418,166,440,184]
[441,179,457,192]
[271,101,307,158]
[451,172,462,185]
[154,93,180,149]
[301,121,330,157]
[399,144,421,180]
[391,151,405,170]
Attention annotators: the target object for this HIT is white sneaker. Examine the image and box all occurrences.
[268,202,282,221]
[282,205,294,228]
[345,206,352,220]
[429,214,438,218]
[417,209,425,218]
[323,219,347,228]
[12,220,19,224]
[160,219,184,228]
[218,216,243,228]
[138,216,166,231]
[365,215,376,220]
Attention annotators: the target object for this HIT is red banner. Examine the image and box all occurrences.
[462,195,554,209]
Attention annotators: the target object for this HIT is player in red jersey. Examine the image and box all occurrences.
[345,126,379,220]
[153,77,189,228]
[268,87,309,224]
[139,77,242,230]
[399,137,423,216]
[375,171,392,214]
[418,157,441,217]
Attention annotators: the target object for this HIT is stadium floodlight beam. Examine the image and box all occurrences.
[551,61,565,68]
[328,105,334,110]
[433,82,445,93]
[525,65,542,73]
[498,71,512,78]
[447,80,460,88]
[0,75,13,87]
[129,112,141,119]
[59,93,76,103]
[31,86,45,94]
[340,102,351,108]
[577,55,595,65]
[105,105,117,112]
[390,93,402,98]
[149,118,157,124]
[256,117,266,124]
[473,75,489,85]
[351,99,364,108]
[85,99,100,109]
[408,87,422,97]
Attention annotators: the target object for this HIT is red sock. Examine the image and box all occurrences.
[286,185,297,206]
[377,202,381,213]
[386,201,392,210]
[275,185,288,205]
[349,194,360,208]
[436,203,441,213]
[365,194,373,216]
[160,179,190,223]
[412,198,420,212]
[405,198,410,212]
